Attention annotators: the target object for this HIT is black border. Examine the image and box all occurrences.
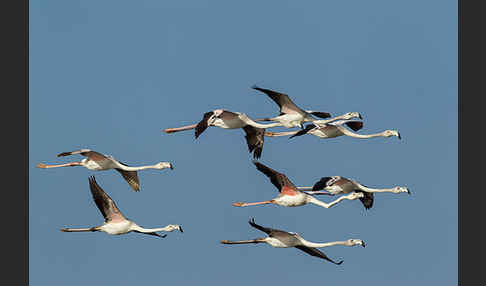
[459,0,482,285]
[2,0,28,285]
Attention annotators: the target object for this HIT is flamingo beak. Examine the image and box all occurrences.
[358,113,363,120]
[179,226,183,233]
[170,163,174,170]
[397,132,401,140]
[361,241,366,248]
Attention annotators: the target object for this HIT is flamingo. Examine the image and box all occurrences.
[297,176,411,209]
[251,85,338,128]
[60,176,183,237]
[232,161,365,209]
[36,149,173,192]
[221,218,365,264]
[164,109,285,159]
[265,120,401,140]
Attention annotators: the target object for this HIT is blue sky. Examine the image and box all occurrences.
[29,1,457,285]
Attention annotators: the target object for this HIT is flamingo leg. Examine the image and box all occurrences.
[296,186,314,190]
[232,200,274,207]
[221,238,266,244]
[37,162,82,168]
[164,123,198,134]
[60,227,98,232]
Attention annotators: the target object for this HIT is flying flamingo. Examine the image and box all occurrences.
[36,149,173,192]
[232,161,365,209]
[60,176,183,237]
[251,85,338,128]
[265,120,401,140]
[164,109,285,159]
[221,218,365,264]
[297,176,411,209]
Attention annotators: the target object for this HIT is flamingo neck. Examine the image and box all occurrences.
[130,224,174,233]
[300,239,351,248]
[237,113,284,129]
[115,163,160,171]
[354,183,395,193]
[338,127,388,139]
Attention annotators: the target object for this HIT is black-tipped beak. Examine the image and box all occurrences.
[179,226,183,233]
[362,241,366,248]
[398,132,401,140]
[358,114,363,120]
[170,163,174,170]
[408,189,411,195]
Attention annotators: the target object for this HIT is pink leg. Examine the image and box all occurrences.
[164,123,198,134]
[232,200,274,207]
[37,162,82,168]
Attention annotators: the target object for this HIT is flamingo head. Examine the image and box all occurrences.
[347,239,366,247]
[392,186,410,195]
[166,224,183,233]
[343,112,363,120]
[383,130,401,139]
[155,162,174,170]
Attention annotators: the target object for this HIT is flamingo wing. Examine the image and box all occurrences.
[195,111,214,139]
[356,190,374,209]
[289,124,317,139]
[294,245,343,265]
[57,149,108,161]
[114,162,140,192]
[242,126,265,159]
[88,176,125,223]
[253,160,297,192]
[344,121,364,132]
[312,176,343,191]
[248,218,274,235]
[252,85,304,115]
[307,111,332,119]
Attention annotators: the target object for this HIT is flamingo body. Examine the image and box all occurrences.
[60,176,183,238]
[37,149,173,192]
[221,218,365,264]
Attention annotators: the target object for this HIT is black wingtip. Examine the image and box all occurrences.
[336,260,344,265]
[57,152,70,157]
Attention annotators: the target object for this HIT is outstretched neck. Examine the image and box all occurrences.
[238,113,283,128]
[354,182,394,193]
[130,224,173,233]
[300,238,350,248]
[307,196,348,209]
[115,163,160,171]
[338,127,387,139]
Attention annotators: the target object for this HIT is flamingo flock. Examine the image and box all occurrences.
[37,84,409,265]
